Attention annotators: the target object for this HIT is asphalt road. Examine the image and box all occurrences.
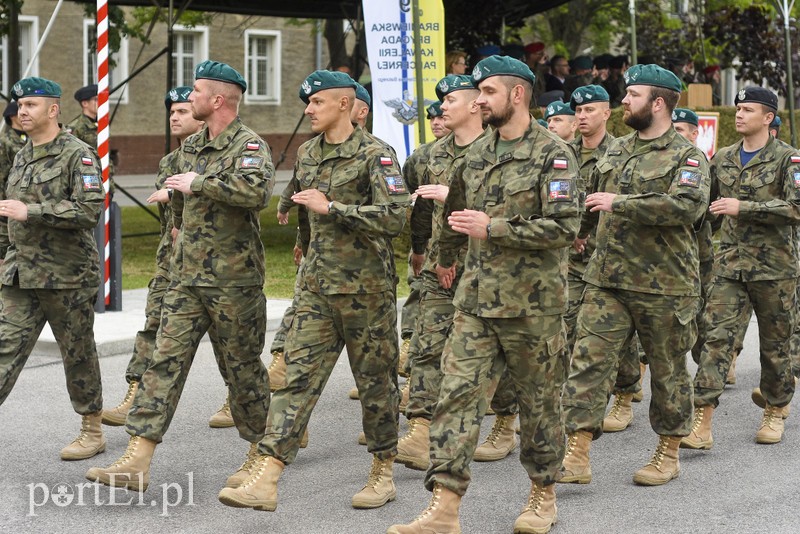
[1,319,799,533]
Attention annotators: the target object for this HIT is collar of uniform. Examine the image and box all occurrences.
[482,115,539,165]
[431,132,455,160]
[307,125,364,163]
[193,116,245,151]
[622,126,678,156]
[728,135,777,167]
[25,130,67,162]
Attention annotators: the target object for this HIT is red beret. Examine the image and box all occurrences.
[704,65,720,75]
[524,42,545,54]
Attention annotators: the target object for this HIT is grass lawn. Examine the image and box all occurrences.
[120,200,411,299]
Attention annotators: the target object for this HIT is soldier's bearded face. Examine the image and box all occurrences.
[475,78,515,129]
[189,80,213,121]
[622,87,654,131]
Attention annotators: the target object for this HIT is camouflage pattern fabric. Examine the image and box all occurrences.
[262,290,399,463]
[0,127,28,249]
[270,262,304,354]
[258,125,408,463]
[66,113,114,194]
[0,131,103,413]
[693,136,800,408]
[126,118,273,443]
[426,120,580,494]
[563,127,709,438]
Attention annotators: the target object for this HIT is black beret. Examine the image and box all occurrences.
[3,101,18,118]
[74,84,97,102]
[734,86,778,111]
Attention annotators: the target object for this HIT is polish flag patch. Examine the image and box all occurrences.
[380,156,393,166]
[791,156,800,163]
[246,142,260,151]
[81,156,93,165]
[686,158,700,167]
[553,158,568,169]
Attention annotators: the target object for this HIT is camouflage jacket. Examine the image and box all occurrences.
[411,130,490,289]
[711,136,800,281]
[569,132,614,278]
[171,117,273,287]
[0,131,103,288]
[405,140,435,254]
[65,114,97,149]
[153,149,181,278]
[437,119,581,318]
[290,125,410,295]
[582,127,710,296]
[0,127,27,185]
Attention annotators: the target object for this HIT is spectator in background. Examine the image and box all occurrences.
[593,54,613,84]
[703,65,722,106]
[563,55,594,101]
[546,55,570,92]
[603,55,628,108]
[445,50,468,75]
[524,42,548,99]
[474,44,501,63]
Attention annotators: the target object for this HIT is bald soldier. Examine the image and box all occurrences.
[87,60,274,491]
[218,70,409,512]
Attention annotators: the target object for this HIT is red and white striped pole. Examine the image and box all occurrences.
[96,0,110,306]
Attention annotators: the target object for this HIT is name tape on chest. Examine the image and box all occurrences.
[384,174,407,195]
[548,179,572,201]
[679,170,700,188]
[241,156,263,169]
[82,174,102,191]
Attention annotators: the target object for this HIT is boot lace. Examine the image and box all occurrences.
[762,405,781,429]
[108,436,141,468]
[484,416,511,445]
[399,419,419,443]
[216,400,231,418]
[522,483,545,513]
[113,381,138,411]
[608,395,626,419]
[365,458,388,488]
[268,351,283,371]
[414,484,444,521]
[236,443,260,473]
[690,407,705,433]
[645,437,669,468]
[70,416,93,446]
[241,455,272,488]
[564,433,579,458]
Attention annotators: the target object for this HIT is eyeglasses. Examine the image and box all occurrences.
[454,60,467,66]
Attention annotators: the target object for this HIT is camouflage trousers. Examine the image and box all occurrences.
[690,258,716,364]
[0,284,102,414]
[127,284,268,443]
[401,258,424,341]
[270,268,302,354]
[260,289,399,464]
[125,273,169,382]
[563,285,698,438]
[569,274,644,396]
[407,277,518,420]
[694,277,797,408]
[425,310,566,495]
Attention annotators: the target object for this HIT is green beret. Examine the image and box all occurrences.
[472,55,536,87]
[194,60,247,92]
[165,86,192,110]
[569,84,610,110]
[734,86,778,111]
[299,70,358,104]
[426,101,443,118]
[435,75,476,101]
[624,64,682,93]
[544,101,575,120]
[671,108,698,127]
[537,118,548,128]
[12,77,61,100]
[354,82,371,108]
[74,84,97,102]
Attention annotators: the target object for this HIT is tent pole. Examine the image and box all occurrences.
[412,0,426,145]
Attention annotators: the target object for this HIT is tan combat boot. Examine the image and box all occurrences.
[756,404,786,444]
[268,350,287,391]
[85,435,157,491]
[633,435,681,486]
[558,430,592,484]
[352,455,397,509]
[726,354,737,385]
[513,481,557,534]
[102,381,138,426]
[751,387,791,418]
[349,386,360,400]
[61,412,106,460]
[396,417,431,470]
[358,431,367,446]
[399,382,410,414]
[633,363,646,402]
[386,483,462,534]
[398,338,411,378]
[208,396,235,428]
[218,455,284,511]
[474,414,518,462]
[300,427,309,448]
[224,442,260,488]
[680,406,714,449]
[602,393,634,433]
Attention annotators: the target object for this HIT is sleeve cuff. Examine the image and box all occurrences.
[611,194,629,214]
[488,217,509,238]
[26,204,42,221]
[190,175,206,194]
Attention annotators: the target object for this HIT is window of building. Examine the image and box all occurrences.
[244,30,281,105]
[0,16,39,95]
[83,19,129,104]
[172,25,209,87]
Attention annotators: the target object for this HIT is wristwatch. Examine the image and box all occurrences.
[167,188,174,200]
[486,223,491,238]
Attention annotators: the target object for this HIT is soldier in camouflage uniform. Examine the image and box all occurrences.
[99,87,235,429]
[559,65,709,488]
[682,87,799,449]
[87,61,273,492]
[389,56,580,534]
[0,77,105,461]
[66,84,114,196]
[544,100,577,142]
[0,102,27,182]
[218,70,409,512]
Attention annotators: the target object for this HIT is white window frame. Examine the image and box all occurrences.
[83,19,129,104]
[0,16,40,96]
[244,29,281,105]
[171,24,209,87]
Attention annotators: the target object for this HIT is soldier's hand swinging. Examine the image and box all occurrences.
[573,236,587,253]
[147,189,170,204]
[277,211,289,225]
[291,189,330,214]
[436,263,457,289]
[709,197,740,217]
[586,192,616,213]
[448,209,490,239]
[410,253,425,276]
[165,172,198,195]
[416,184,450,203]
[0,200,28,221]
